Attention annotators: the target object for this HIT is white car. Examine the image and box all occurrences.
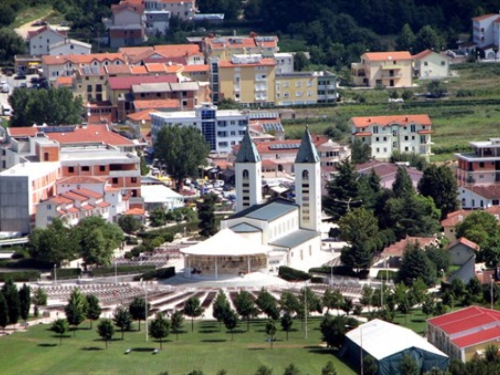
[2,104,12,116]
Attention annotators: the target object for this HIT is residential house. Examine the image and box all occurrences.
[356,160,424,190]
[106,0,146,48]
[27,25,67,55]
[413,49,451,79]
[472,13,500,57]
[440,207,500,241]
[144,10,171,36]
[351,51,413,88]
[143,0,196,20]
[120,44,204,65]
[275,70,337,106]
[49,39,92,56]
[350,114,433,161]
[248,112,285,141]
[447,237,478,284]
[427,306,500,362]
[380,236,438,267]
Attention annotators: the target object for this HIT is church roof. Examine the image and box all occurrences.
[235,129,261,163]
[269,229,319,249]
[295,127,320,163]
[228,197,298,222]
[230,223,262,233]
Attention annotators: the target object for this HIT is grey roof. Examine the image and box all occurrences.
[449,255,476,284]
[235,130,261,163]
[132,83,172,93]
[169,82,199,91]
[228,198,297,222]
[295,127,320,163]
[269,229,319,249]
[230,223,262,233]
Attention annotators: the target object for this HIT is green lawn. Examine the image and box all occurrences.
[0,318,356,375]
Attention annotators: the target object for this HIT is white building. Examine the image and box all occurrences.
[413,50,451,80]
[141,184,184,211]
[274,53,294,74]
[151,103,249,153]
[472,13,500,49]
[144,10,171,36]
[350,114,433,161]
[27,26,67,56]
[143,0,195,20]
[49,39,92,56]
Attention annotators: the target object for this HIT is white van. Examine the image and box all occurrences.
[1,81,9,94]
[2,104,12,116]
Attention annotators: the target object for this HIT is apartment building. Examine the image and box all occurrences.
[275,71,337,106]
[120,44,204,65]
[49,39,92,56]
[143,0,195,20]
[41,53,126,80]
[151,103,249,153]
[472,13,500,50]
[107,1,146,48]
[351,51,413,88]
[350,114,433,160]
[203,35,279,60]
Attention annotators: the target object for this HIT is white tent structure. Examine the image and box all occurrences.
[180,228,270,279]
[342,319,448,375]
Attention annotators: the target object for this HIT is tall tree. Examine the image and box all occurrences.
[51,319,69,346]
[32,288,47,318]
[280,291,300,315]
[0,292,9,332]
[320,315,350,349]
[281,312,293,341]
[97,319,115,349]
[398,241,437,286]
[363,356,378,375]
[392,167,414,198]
[234,291,258,331]
[113,305,133,340]
[149,312,170,349]
[183,297,204,332]
[2,279,20,330]
[456,211,500,249]
[322,289,344,315]
[170,310,184,341]
[154,125,210,191]
[117,215,142,241]
[85,294,102,329]
[256,289,279,320]
[129,296,149,332]
[19,284,31,322]
[350,138,372,165]
[414,25,444,53]
[0,28,25,64]
[293,51,309,72]
[64,288,88,336]
[265,320,277,349]
[212,291,231,330]
[223,309,239,341]
[197,193,218,238]
[321,361,338,375]
[418,165,458,219]
[400,354,418,375]
[395,24,416,53]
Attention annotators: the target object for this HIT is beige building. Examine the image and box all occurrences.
[203,35,279,60]
[351,51,413,88]
[413,50,451,79]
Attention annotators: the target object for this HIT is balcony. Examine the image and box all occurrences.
[318,84,336,90]
[109,170,140,177]
[381,72,403,79]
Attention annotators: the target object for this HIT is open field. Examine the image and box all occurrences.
[0,317,356,375]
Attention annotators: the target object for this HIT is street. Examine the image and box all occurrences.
[0,73,39,117]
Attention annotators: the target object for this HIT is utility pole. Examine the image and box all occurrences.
[304,283,308,339]
[491,275,494,310]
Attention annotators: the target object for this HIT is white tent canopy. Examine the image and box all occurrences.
[346,319,447,361]
[180,228,270,256]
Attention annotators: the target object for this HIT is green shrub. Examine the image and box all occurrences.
[51,268,81,280]
[0,270,40,282]
[91,265,155,277]
[376,270,398,281]
[133,267,176,281]
[278,266,311,281]
[126,237,139,245]
[309,266,369,279]
[310,276,325,283]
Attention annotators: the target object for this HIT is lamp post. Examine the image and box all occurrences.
[304,281,309,339]
[115,260,118,285]
[54,264,57,285]
[360,325,364,375]
[140,278,149,342]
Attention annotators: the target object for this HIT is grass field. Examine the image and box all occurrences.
[0,317,356,375]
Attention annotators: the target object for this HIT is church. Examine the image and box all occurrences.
[181,127,323,277]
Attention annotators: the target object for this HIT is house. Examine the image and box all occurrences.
[144,10,171,36]
[440,207,500,241]
[343,319,448,374]
[27,25,67,55]
[351,51,413,88]
[412,50,451,79]
[203,34,279,60]
[120,44,204,65]
[472,14,500,56]
[350,114,433,161]
[356,160,423,190]
[380,236,438,267]
[49,39,92,56]
[427,306,500,362]
[275,71,337,106]
[106,0,146,48]
[447,238,479,284]
[143,0,196,21]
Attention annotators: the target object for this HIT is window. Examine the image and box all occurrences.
[479,162,485,168]
[87,85,92,92]
[243,169,249,179]
[68,166,74,173]
[424,61,428,66]
[112,178,118,184]
[410,124,416,133]
[47,204,52,210]
[302,170,309,180]
[99,166,105,172]
[404,136,408,141]
[375,137,379,142]
[131,177,137,183]
[295,81,301,87]
[81,166,90,172]
[373,126,379,134]
[441,61,446,66]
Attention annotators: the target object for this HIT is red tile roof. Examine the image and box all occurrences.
[472,13,499,21]
[47,125,134,146]
[133,99,180,110]
[353,132,373,136]
[363,51,412,61]
[42,53,125,66]
[428,306,500,335]
[61,191,88,201]
[412,49,434,60]
[27,25,67,40]
[219,58,276,68]
[441,207,500,228]
[182,64,209,72]
[351,115,432,128]
[126,109,156,122]
[108,75,177,90]
[124,207,146,216]
[418,129,433,134]
[448,237,480,251]
[49,196,73,204]
[72,188,103,199]
[452,326,500,348]
[382,236,437,258]
[465,185,500,200]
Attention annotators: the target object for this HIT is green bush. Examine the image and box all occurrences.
[278,266,311,281]
[133,267,176,281]
[376,270,398,281]
[91,265,155,277]
[126,237,139,245]
[0,258,53,270]
[309,266,369,279]
[51,268,81,280]
[310,276,325,284]
[0,270,40,282]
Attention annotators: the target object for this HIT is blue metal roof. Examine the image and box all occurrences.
[228,198,298,222]
[230,223,261,233]
[269,229,319,248]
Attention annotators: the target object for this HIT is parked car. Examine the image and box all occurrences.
[1,81,9,93]
[20,83,28,89]
[2,104,13,116]
[15,73,26,80]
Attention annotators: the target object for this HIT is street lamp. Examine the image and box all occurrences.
[54,264,57,286]
[140,278,149,342]
[304,281,309,339]
[114,260,118,285]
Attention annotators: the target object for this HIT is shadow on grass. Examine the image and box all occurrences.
[231,329,247,334]
[199,329,219,334]
[201,339,226,343]
[411,318,425,323]
[248,347,265,351]
[305,346,339,355]
[38,343,57,347]
[132,347,156,352]
[51,334,71,339]
[81,347,103,351]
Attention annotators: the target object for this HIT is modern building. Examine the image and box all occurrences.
[472,13,500,50]
[412,49,451,80]
[275,70,337,106]
[350,114,433,161]
[27,25,67,55]
[151,103,249,153]
[343,319,449,374]
[351,51,413,88]
[203,35,279,60]
[428,306,500,362]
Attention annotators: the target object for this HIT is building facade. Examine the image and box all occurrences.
[351,51,413,88]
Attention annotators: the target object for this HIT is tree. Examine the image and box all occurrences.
[399,241,437,286]
[396,24,416,53]
[364,355,378,375]
[280,291,300,315]
[0,4,15,28]
[217,98,239,109]
[456,211,500,249]
[422,295,435,319]
[212,291,231,330]
[129,296,149,332]
[255,366,274,375]
[350,138,371,164]
[97,319,115,349]
[283,363,301,375]
[414,25,444,53]
[170,310,184,341]
[117,215,142,241]
[0,28,25,64]
[341,297,354,316]
[197,193,218,238]
[281,312,293,341]
[392,167,414,198]
[9,87,83,127]
[51,319,69,346]
[293,51,309,71]
[320,315,349,349]
[321,361,337,375]
[2,279,20,330]
[65,288,88,336]
[418,165,458,219]
[234,291,258,331]
[85,294,102,329]
[183,297,203,332]
[223,309,238,341]
[265,320,277,349]
[0,292,9,332]
[149,208,166,227]
[113,305,133,340]
[139,154,149,176]
[400,354,418,375]
[425,245,451,275]
[19,284,31,322]
[426,80,447,99]
[32,288,47,318]
[149,312,170,349]
[256,288,279,320]
[360,284,373,313]
[154,125,210,191]
[485,344,500,363]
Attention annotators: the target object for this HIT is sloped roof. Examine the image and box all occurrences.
[295,127,320,164]
[452,326,500,348]
[180,228,269,256]
[346,319,447,361]
[235,130,261,163]
[466,185,500,199]
[228,198,297,222]
[428,306,500,335]
[269,229,319,248]
[133,99,181,110]
[441,207,500,227]
[351,115,432,128]
[381,236,437,258]
[57,176,107,185]
[363,51,412,61]
[472,13,500,21]
[108,75,177,90]
[230,223,261,233]
[448,237,480,251]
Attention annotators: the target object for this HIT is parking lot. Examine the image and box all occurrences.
[0,73,42,117]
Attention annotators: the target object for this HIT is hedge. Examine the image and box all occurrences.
[138,220,201,240]
[0,258,53,270]
[309,266,369,279]
[376,270,398,281]
[278,266,311,281]
[51,268,81,280]
[91,265,155,277]
[0,271,40,282]
[133,267,176,281]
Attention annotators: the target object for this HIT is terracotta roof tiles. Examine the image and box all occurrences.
[363,51,412,61]
[351,115,432,128]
